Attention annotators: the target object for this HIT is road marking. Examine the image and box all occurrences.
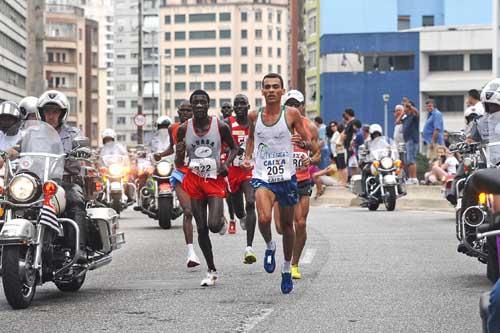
[237,308,274,332]
[300,248,316,264]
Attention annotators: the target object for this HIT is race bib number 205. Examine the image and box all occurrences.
[263,157,291,183]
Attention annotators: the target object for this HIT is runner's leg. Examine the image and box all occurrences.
[256,188,276,244]
[207,196,225,233]
[279,204,295,265]
[175,184,193,245]
[192,198,216,271]
[292,195,309,266]
[273,201,283,235]
[241,181,256,247]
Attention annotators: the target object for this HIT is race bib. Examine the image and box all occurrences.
[293,152,308,171]
[233,154,244,167]
[263,157,292,183]
[189,158,217,179]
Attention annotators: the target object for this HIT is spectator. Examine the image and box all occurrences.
[361,124,370,142]
[312,164,339,199]
[348,119,363,176]
[443,130,451,148]
[334,123,348,185]
[314,116,331,169]
[422,99,444,159]
[424,147,459,185]
[466,89,485,114]
[401,98,419,185]
[328,121,339,161]
[393,105,404,147]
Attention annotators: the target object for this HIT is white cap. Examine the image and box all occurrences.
[369,124,383,135]
[283,90,304,104]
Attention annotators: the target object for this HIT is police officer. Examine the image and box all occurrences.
[150,115,172,154]
[37,90,87,258]
[19,96,39,121]
[0,101,24,152]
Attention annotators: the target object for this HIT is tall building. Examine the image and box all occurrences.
[303,0,319,116]
[159,0,289,120]
[113,0,160,145]
[0,0,27,102]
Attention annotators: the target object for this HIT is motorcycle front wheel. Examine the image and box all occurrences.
[158,196,173,229]
[384,187,397,211]
[2,246,37,309]
[111,193,122,214]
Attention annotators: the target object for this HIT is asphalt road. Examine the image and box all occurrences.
[0,206,492,332]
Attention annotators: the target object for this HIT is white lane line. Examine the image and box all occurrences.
[300,248,316,265]
[238,308,274,332]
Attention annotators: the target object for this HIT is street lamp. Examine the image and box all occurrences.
[383,94,390,137]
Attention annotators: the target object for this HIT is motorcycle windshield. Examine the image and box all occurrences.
[368,137,398,161]
[151,128,170,153]
[101,142,129,166]
[18,120,64,182]
[485,111,500,166]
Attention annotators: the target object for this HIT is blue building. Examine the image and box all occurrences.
[319,32,419,134]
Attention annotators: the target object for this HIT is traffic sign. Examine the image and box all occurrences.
[134,114,146,127]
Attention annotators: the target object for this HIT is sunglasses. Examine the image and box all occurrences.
[286,101,302,108]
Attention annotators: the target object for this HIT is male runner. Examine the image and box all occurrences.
[227,94,257,264]
[242,73,311,294]
[155,100,200,268]
[221,101,237,234]
[282,90,320,280]
[175,90,238,286]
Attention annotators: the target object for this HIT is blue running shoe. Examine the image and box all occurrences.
[263,248,276,273]
[281,272,293,294]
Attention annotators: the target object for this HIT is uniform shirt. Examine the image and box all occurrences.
[59,124,81,176]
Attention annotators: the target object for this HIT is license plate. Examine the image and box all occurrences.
[159,183,172,193]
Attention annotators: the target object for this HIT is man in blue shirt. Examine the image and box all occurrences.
[422,99,444,158]
[401,99,419,184]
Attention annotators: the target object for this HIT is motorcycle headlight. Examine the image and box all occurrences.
[380,157,393,169]
[157,161,172,176]
[109,164,123,177]
[9,175,38,202]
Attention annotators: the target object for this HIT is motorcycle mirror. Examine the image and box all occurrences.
[73,136,90,149]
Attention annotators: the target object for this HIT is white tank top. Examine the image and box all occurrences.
[185,116,221,179]
[252,106,295,183]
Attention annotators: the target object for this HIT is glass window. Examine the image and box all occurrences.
[190,65,202,73]
[241,47,248,56]
[268,47,272,57]
[255,98,262,108]
[164,32,171,41]
[189,48,216,57]
[220,30,231,39]
[117,101,126,108]
[175,31,186,40]
[210,99,216,108]
[241,81,248,90]
[277,10,282,23]
[277,65,281,74]
[204,64,216,73]
[189,30,216,39]
[428,95,464,112]
[241,30,248,39]
[189,13,216,23]
[220,47,231,56]
[398,15,410,30]
[470,53,492,71]
[255,29,262,39]
[164,15,171,24]
[268,28,273,40]
[190,82,202,90]
[268,11,273,22]
[131,101,138,108]
[175,65,186,74]
[241,64,248,73]
[220,81,231,90]
[277,48,281,57]
[429,55,463,71]
[268,64,272,72]
[363,55,415,71]
[241,12,247,22]
[255,47,262,56]
[255,64,262,73]
[220,64,231,73]
[277,29,281,41]
[175,82,186,91]
[220,12,231,22]
[422,15,434,27]
[174,48,186,57]
[255,10,262,22]
[175,14,185,23]
[255,81,261,89]
[204,81,216,90]
[164,82,171,91]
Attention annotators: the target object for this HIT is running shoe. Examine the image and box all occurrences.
[200,270,218,287]
[264,246,276,273]
[219,217,227,235]
[244,247,257,264]
[291,264,302,279]
[186,252,200,268]
[239,216,247,230]
[281,272,293,294]
[228,220,236,234]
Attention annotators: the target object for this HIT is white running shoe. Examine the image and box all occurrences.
[239,216,247,230]
[200,270,218,286]
[219,217,227,235]
[186,252,200,268]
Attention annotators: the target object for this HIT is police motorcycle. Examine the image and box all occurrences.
[0,121,124,309]
[98,142,135,214]
[351,127,406,211]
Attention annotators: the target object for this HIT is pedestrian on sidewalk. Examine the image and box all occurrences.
[402,98,419,185]
[422,99,444,159]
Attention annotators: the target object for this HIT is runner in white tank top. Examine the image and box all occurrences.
[241,73,311,294]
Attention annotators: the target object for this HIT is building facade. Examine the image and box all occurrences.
[303,0,320,116]
[0,0,27,102]
[159,0,289,120]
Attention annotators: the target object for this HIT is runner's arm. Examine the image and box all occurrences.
[174,124,187,168]
[220,121,238,166]
[309,122,321,165]
[244,111,257,161]
[288,108,311,149]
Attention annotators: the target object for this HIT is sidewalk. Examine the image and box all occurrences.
[310,184,453,211]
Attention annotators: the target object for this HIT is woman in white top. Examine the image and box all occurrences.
[424,146,459,184]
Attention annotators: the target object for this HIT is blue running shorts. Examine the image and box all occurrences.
[251,175,299,206]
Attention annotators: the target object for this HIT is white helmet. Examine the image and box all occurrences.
[481,78,500,110]
[369,124,383,135]
[102,128,116,140]
[464,105,485,118]
[37,90,70,125]
[156,115,172,129]
[19,96,38,120]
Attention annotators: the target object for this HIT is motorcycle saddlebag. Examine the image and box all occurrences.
[350,175,363,196]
